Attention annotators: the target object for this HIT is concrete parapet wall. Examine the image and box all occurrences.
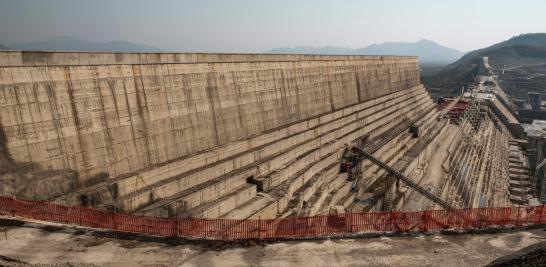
[0,52,420,200]
[0,51,417,66]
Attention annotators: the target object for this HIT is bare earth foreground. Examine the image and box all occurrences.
[0,218,545,266]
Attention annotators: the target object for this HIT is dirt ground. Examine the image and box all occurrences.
[487,241,546,267]
[1,218,546,266]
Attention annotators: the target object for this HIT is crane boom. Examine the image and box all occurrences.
[347,146,454,210]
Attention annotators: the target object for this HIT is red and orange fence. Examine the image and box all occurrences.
[0,196,545,240]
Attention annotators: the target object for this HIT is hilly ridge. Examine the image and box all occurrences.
[422,33,546,98]
[268,39,463,64]
[8,36,161,52]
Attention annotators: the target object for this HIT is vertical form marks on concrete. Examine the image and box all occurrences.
[0,69,15,166]
[253,70,268,135]
[326,75,335,113]
[360,65,370,101]
[344,66,360,108]
[44,67,70,173]
[104,70,133,175]
[139,64,164,165]
[0,120,11,167]
[222,70,246,143]
[215,70,235,144]
[291,62,304,122]
[187,72,209,152]
[25,78,41,162]
[130,65,153,168]
[397,68,403,94]
[18,71,39,168]
[152,64,176,163]
[271,68,286,128]
[162,64,183,161]
[355,68,363,103]
[279,68,298,125]
[379,62,388,96]
[231,70,253,138]
[178,73,197,155]
[145,66,158,160]
[231,71,248,136]
[314,64,326,113]
[34,69,57,169]
[11,71,35,170]
[272,67,286,124]
[371,64,379,98]
[265,68,281,130]
[205,72,221,146]
[94,68,114,180]
[120,66,143,171]
[64,67,87,188]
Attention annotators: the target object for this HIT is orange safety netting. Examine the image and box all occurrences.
[0,196,544,240]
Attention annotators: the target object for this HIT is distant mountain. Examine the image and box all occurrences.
[268,39,464,64]
[422,33,546,98]
[0,44,9,50]
[356,39,463,64]
[9,36,161,52]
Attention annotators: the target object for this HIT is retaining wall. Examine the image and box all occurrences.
[0,51,419,200]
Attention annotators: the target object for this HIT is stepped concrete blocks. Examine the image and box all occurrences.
[190,184,258,218]
[0,51,432,218]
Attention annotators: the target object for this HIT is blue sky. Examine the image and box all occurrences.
[1,0,545,52]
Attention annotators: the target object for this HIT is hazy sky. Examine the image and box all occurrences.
[1,0,545,52]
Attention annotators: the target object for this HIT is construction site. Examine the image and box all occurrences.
[0,51,540,216]
[0,51,545,265]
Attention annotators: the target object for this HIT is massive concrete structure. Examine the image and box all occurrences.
[0,51,523,220]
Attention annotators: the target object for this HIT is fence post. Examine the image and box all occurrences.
[538,205,544,224]
[540,205,546,224]
[349,213,353,234]
[258,220,263,240]
[534,207,541,225]
[419,211,429,232]
[11,196,15,218]
[391,211,397,232]
[344,214,348,235]
[516,207,521,227]
[174,217,178,238]
[111,212,117,231]
[291,217,295,238]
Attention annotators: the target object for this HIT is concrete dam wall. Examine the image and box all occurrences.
[0,51,425,219]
